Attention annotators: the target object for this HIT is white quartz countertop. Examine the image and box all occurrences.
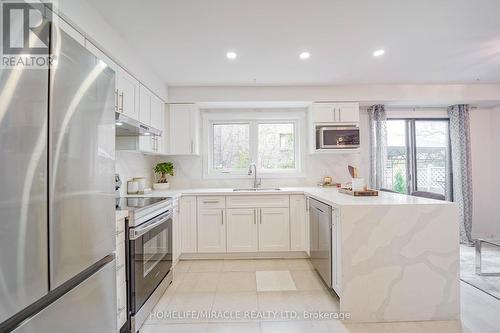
[125,187,452,207]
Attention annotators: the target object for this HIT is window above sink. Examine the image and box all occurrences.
[202,110,305,179]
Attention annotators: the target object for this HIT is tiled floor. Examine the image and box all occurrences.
[142,259,500,333]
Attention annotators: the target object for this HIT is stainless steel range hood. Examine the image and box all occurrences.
[115,112,162,136]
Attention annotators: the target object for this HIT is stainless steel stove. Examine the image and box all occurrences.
[118,196,173,333]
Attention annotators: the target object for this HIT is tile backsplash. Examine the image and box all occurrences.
[115,151,158,196]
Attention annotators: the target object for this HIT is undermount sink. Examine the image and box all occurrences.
[233,188,281,192]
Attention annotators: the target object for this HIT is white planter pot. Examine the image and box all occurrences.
[153,183,170,190]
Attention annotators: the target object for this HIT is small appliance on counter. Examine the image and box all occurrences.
[339,165,378,196]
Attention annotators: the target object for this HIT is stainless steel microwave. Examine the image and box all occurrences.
[316,125,360,149]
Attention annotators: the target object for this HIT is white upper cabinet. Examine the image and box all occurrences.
[168,104,200,155]
[116,68,140,121]
[311,102,359,123]
[150,97,164,131]
[139,85,152,126]
[138,85,165,154]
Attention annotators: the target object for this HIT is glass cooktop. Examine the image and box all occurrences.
[116,197,170,210]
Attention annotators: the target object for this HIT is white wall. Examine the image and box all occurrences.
[156,109,370,189]
[55,0,167,100]
[470,107,500,239]
[168,84,500,106]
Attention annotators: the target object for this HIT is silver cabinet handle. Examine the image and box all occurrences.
[114,89,118,111]
[203,200,220,204]
[338,107,341,122]
[259,208,262,224]
[254,209,257,225]
[190,140,194,154]
[119,92,124,112]
[221,210,224,225]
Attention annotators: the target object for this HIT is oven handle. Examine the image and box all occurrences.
[129,211,172,240]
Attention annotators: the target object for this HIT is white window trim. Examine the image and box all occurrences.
[202,109,306,179]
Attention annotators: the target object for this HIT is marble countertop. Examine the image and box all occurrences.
[124,187,452,208]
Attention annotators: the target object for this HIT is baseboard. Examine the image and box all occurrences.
[179,251,309,260]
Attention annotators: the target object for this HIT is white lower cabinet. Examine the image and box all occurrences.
[290,195,307,251]
[115,217,126,331]
[258,207,290,252]
[332,208,342,295]
[197,208,226,253]
[180,196,197,253]
[226,208,258,252]
[172,198,181,264]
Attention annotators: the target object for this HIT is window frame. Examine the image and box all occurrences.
[386,117,452,199]
[202,110,305,179]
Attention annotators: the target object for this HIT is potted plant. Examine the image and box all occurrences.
[153,162,174,190]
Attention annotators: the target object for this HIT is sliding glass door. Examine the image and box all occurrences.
[386,119,451,199]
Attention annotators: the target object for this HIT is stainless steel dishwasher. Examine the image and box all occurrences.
[309,198,332,287]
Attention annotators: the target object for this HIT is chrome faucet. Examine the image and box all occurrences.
[248,163,261,188]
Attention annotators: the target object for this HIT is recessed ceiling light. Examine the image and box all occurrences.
[299,51,311,60]
[226,51,237,60]
[144,132,150,136]
[373,49,385,57]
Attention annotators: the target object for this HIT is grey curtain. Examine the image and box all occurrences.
[368,105,387,189]
[448,104,473,245]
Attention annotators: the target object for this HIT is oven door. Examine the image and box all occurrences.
[129,211,172,314]
[318,126,360,149]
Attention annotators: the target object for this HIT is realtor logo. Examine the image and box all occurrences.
[1,1,55,68]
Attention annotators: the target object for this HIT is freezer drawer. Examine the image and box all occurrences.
[12,260,117,333]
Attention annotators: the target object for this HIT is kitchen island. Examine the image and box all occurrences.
[125,187,459,323]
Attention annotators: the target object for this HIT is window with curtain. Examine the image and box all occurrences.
[385,119,452,198]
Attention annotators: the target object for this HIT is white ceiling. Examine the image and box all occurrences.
[88,0,500,86]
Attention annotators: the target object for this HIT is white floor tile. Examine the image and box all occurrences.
[256,270,297,292]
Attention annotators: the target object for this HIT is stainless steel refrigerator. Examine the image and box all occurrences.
[0,14,117,333]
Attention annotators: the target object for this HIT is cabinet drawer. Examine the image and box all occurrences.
[197,196,226,209]
[226,195,289,208]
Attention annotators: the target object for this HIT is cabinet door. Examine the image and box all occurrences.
[117,69,139,120]
[290,195,307,251]
[337,103,359,123]
[151,97,164,153]
[180,196,197,253]
[139,85,151,125]
[311,103,336,123]
[332,208,341,295]
[197,209,226,253]
[226,209,258,252]
[172,200,181,264]
[169,104,199,155]
[151,96,164,130]
[258,208,290,252]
